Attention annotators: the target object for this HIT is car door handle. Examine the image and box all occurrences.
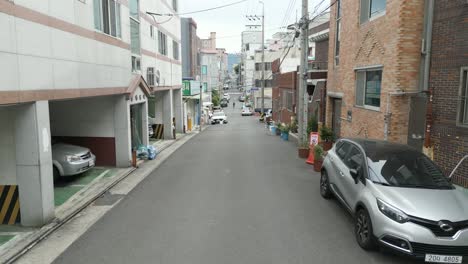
[339,171,345,177]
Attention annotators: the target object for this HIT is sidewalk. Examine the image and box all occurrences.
[0,130,203,263]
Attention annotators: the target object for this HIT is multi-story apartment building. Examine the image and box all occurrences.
[0,0,181,226]
[427,0,468,185]
[241,25,262,89]
[199,32,227,95]
[181,17,200,79]
[326,0,426,146]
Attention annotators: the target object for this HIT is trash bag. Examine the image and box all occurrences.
[147,145,157,160]
[137,145,148,158]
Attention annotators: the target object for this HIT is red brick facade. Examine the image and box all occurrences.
[429,0,468,185]
[272,71,297,124]
[326,0,424,142]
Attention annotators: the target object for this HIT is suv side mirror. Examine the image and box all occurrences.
[350,169,359,184]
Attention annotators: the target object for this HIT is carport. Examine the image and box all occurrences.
[0,75,151,227]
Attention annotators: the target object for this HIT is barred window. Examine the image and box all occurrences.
[93,0,121,38]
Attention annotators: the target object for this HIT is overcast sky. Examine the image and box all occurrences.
[178,0,329,53]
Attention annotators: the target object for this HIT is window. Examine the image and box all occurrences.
[172,0,178,11]
[264,62,272,71]
[356,69,382,109]
[130,19,140,54]
[344,146,364,170]
[245,43,250,51]
[336,141,351,160]
[457,68,468,126]
[264,79,272,87]
[147,67,155,86]
[93,0,121,37]
[255,63,261,71]
[360,0,386,24]
[334,0,341,66]
[255,79,262,87]
[150,25,154,39]
[132,56,141,72]
[158,31,167,55]
[173,40,179,60]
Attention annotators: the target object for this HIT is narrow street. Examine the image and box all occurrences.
[50,102,418,264]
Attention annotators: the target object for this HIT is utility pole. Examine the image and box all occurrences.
[298,0,308,144]
[260,0,265,115]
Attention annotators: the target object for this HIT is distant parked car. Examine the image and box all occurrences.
[220,100,228,108]
[52,143,96,180]
[238,95,245,102]
[223,93,231,102]
[211,111,228,124]
[241,107,253,116]
[320,138,468,261]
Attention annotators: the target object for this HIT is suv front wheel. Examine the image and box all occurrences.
[355,208,377,250]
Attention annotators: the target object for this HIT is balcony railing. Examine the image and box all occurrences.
[308,61,328,71]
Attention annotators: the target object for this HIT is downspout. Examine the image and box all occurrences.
[423,0,434,148]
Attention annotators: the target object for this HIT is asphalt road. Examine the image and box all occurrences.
[53,103,419,264]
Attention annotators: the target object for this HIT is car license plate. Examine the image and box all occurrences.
[89,160,95,167]
[425,254,462,263]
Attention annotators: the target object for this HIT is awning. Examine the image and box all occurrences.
[183,95,201,100]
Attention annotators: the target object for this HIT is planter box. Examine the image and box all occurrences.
[281,132,289,141]
[298,148,309,159]
[314,159,323,172]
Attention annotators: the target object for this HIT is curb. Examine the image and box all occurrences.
[1,131,201,264]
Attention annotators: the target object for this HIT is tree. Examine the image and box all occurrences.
[212,90,220,106]
[234,65,239,74]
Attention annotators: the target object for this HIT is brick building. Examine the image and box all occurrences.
[326,0,426,145]
[428,0,468,185]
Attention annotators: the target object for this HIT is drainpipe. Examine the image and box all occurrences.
[422,0,435,148]
[422,0,434,93]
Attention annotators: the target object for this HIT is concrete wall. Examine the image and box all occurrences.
[0,1,131,97]
[0,107,17,185]
[50,97,116,137]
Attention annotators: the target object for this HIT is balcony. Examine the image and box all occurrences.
[308,61,328,72]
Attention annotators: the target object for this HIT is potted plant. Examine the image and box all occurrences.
[313,144,324,172]
[320,126,335,151]
[280,124,290,141]
[290,119,298,133]
[307,116,319,135]
[298,140,309,159]
[275,123,282,136]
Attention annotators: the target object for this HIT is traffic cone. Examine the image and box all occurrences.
[306,146,315,165]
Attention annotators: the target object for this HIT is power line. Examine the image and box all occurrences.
[148,0,248,16]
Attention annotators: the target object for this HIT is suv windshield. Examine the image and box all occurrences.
[363,143,453,189]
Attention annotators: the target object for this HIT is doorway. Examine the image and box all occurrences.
[331,98,342,138]
[130,103,143,150]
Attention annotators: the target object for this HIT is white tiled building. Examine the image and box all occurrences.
[0,0,182,226]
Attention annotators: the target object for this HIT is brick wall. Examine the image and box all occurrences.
[272,72,297,124]
[315,40,329,62]
[326,0,424,142]
[429,0,468,185]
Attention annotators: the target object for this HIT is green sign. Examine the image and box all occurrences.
[183,81,191,96]
[182,80,202,96]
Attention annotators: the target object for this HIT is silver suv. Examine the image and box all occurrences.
[320,138,468,262]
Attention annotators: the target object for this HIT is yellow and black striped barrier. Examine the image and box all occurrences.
[153,124,164,139]
[0,185,20,225]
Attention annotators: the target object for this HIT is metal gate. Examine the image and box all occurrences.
[407,95,427,150]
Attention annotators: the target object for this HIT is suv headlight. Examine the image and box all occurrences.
[377,198,408,223]
[66,155,81,162]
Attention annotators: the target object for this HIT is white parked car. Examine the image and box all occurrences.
[211,111,228,124]
[223,93,230,101]
[241,107,253,116]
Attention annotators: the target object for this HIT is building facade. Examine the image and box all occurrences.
[0,0,181,226]
[428,0,468,186]
[326,0,425,145]
[241,25,262,90]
